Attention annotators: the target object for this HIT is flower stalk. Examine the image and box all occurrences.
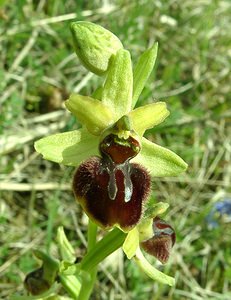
[77,220,97,300]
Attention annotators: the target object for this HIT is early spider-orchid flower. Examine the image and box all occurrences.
[34,21,187,287]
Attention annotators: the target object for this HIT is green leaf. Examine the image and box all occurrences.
[122,227,139,259]
[102,49,133,119]
[57,227,76,263]
[128,102,169,135]
[65,94,114,135]
[133,137,188,177]
[70,21,123,75]
[80,228,126,272]
[134,247,175,286]
[34,128,99,166]
[132,43,158,108]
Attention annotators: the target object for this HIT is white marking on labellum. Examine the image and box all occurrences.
[108,168,118,200]
[100,160,118,201]
[121,163,133,203]
[105,160,133,202]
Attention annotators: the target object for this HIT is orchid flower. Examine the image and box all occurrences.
[34,21,187,288]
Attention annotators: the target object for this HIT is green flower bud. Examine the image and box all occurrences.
[24,250,59,295]
[70,21,123,75]
[24,267,51,295]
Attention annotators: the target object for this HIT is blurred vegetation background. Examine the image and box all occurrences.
[0,0,230,299]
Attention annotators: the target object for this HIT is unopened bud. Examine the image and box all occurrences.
[71,21,123,75]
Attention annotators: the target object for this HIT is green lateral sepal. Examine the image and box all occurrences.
[65,94,114,135]
[133,137,188,177]
[59,273,81,299]
[34,128,100,166]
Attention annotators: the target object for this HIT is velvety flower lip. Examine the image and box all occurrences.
[72,156,151,231]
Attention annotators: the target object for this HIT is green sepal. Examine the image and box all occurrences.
[31,250,59,290]
[134,247,175,286]
[132,43,158,108]
[143,201,169,220]
[57,227,76,263]
[34,128,99,167]
[122,227,139,259]
[102,49,133,119]
[128,102,169,135]
[65,94,114,135]
[70,21,123,75]
[137,202,169,242]
[58,259,81,298]
[133,137,188,177]
[137,219,153,242]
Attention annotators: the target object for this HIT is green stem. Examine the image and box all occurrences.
[59,274,81,299]
[77,219,98,300]
[80,227,126,272]
[87,219,98,250]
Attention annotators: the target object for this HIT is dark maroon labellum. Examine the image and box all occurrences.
[73,156,150,230]
[73,132,151,230]
[141,217,175,264]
